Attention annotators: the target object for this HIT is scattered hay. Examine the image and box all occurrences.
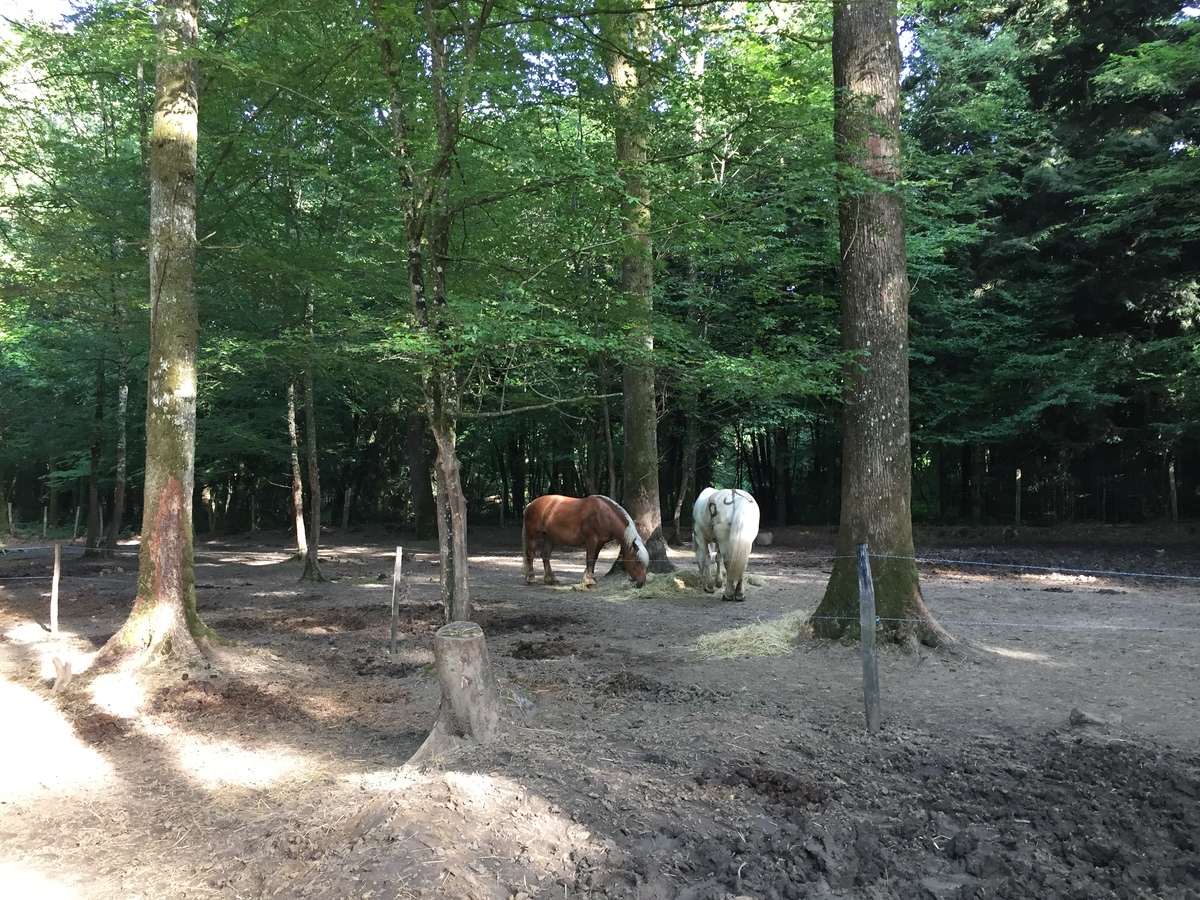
[692,609,812,659]
[607,568,702,602]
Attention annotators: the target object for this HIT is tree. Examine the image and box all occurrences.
[600,0,672,570]
[369,0,498,622]
[811,0,950,646]
[98,0,214,664]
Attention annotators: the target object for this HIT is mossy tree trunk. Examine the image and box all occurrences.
[99,0,214,665]
[811,0,951,647]
[602,0,673,574]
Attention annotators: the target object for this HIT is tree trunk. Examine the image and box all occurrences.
[407,413,437,539]
[98,0,212,666]
[287,380,308,557]
[429,398,471,622]
[105,350,129,552]
[84,359,105,556]
[810,0,950,648]
[300,290,326,583]
[671,413,698,545]
[408,621,501,766]
[602,0,672,573]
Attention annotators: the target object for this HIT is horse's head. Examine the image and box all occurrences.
[623,535,650,587]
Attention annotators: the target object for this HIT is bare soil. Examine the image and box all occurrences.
[1,523,1199,900]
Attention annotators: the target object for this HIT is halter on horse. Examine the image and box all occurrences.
[522,494,649,589]
[693,487,761,601]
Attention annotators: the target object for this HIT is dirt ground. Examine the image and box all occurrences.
[1,523,1199,900]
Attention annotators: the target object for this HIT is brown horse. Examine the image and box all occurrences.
[522,494,649,588]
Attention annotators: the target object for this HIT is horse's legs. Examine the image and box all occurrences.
[713,542,725,591]
[581,539,600,588]
[694,535,714,593]
[723,574,745,602]
[523,528,537,584]
[541,538,558,585]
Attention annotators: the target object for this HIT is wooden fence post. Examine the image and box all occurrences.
[856,542,881,733]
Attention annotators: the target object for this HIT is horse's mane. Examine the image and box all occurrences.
[594,495,650,567]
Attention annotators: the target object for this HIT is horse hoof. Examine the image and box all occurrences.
[722,594,744,602]
[702,585,714,594]
[525,576,536,585]
[544,577,558,586]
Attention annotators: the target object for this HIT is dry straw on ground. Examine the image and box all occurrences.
[692,607,811,659]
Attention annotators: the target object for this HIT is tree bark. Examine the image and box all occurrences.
[602,0,672,573]
[407,413,436,539]
[98,0,212,666]
[810,0,951,647]
[287,379,307,557]
[105,349,129,553]
[408,621,502,766]
[300,290,326,582]
[84,359,105,556]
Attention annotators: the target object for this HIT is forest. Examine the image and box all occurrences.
[2,0,1198,549]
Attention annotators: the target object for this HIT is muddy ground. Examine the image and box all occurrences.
[1,523,1199,900]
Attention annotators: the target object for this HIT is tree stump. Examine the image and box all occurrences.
[408,621,502,766]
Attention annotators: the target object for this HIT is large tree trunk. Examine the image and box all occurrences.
[287,380,308,557]
[810,0,950,647]
[98,0,212,666]
[603,0,672,573]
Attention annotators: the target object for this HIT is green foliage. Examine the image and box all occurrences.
[904,0,1200,521]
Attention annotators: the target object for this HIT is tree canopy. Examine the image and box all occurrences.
[1,0,1197,544]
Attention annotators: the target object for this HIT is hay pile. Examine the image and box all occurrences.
[692,609,811,659]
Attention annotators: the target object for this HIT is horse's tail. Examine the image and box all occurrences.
[723,492,761,586]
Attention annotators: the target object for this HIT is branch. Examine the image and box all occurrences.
[460,392,622,420]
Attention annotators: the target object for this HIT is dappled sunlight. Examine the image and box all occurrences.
[4,621,99,683]
[174,733,307,790]
[977,643,1058,664]
[90,670,148,717]
[0,862,82,900]
[472,554,526,570]
[0,676,115,802]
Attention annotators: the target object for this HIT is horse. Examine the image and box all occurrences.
[692,487,761,601]
[522,494,649,589]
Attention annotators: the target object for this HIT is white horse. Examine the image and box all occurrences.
[692,487,761,601]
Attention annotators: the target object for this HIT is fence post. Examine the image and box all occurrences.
[43,506,48,538]
[390,546,403,656]
[50,542,61,635]
[856,542,881,733]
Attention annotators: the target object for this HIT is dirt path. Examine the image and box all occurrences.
[1,525,1198,899]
